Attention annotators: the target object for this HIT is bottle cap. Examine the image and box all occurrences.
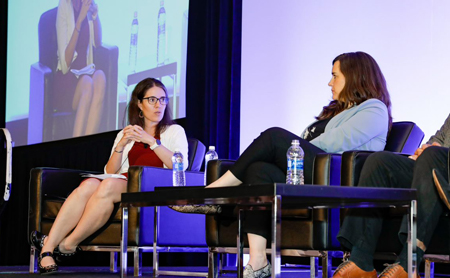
[292,139,300,145]
[209,146,215,151]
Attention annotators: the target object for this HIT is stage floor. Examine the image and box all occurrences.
[0,266,449,278]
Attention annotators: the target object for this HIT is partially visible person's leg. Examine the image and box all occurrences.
[60,178,127,252]
[335,151,414,277]
[85,70,106,135]
[207,127,323,188]
[72,75,93,137]
[396,146,448,271]
[39,178,101,267]
[242,162,285,271]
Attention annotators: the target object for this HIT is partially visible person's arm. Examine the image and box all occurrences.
[310,99,389,153]
[160,125,189,170]
[408,114,450,160]
[408,142,442,161]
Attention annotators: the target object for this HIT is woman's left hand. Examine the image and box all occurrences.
[90,0,98,18]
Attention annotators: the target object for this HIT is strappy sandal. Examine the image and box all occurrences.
[38,252,58,275]
[29,231,47,252]
[53,245,82,262]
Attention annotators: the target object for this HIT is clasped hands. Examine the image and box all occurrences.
[408,142,441,160]
[116,125,156,151]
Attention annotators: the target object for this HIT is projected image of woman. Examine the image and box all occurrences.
[54,0,105,137]
[173,52,393,278]
[29,78,189,274]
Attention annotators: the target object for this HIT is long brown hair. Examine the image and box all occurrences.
[128,78,173,138]
[316,52,392,129]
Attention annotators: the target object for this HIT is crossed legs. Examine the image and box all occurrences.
[39,177,127,267]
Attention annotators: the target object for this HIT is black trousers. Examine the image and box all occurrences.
[229,127,324,238]
[337,147,448,270]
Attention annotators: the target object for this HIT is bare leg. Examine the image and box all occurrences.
[59,178,127,252]
[206,170,242,188]
[84,70,106,135]
[247,233,268,270]
[39,178,101,267]
[72,75,93,137]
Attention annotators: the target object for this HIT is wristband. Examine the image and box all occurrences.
[114,148,123,153]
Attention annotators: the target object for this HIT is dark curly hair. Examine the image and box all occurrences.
[127,78,173,138]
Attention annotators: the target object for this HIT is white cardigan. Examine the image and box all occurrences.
[56,0,95,74]
[104,124,189,174]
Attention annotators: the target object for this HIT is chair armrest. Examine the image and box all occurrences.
[313,153,342,186]
[341,151,376,186]
[205,159,236,184]
[28,62,53,145]
[127,166,204,193]
[28,167,100,234]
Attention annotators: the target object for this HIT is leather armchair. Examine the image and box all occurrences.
[28,7,119,144]
[205,122,425,278]
[28,138,207,276]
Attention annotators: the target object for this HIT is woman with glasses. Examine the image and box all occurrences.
[173,51,393,278]
[30,78,188,274]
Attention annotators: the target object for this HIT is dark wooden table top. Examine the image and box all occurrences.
[121,183,417,209]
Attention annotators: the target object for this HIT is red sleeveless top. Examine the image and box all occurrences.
[122,141,164,178]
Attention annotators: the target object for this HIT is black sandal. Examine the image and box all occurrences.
[53,245,82,262]
[29,231,47,252]
[38,252,58,275]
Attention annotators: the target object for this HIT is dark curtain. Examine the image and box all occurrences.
[0,0,241,266]
[184,0,241,161]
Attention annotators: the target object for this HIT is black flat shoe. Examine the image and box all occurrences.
[433,168,450,210]
[38,252,58,275]
[30,231,47,252]
[53,245,82,262]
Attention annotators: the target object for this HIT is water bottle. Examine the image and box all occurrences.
[157,0,167,66]
[286,139,304,185]
[204,146,219,185]
[129,11,138,73]
[172,149,185,186]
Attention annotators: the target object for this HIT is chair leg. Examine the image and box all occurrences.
[134,248,142,277]
[29,247,37,273]
[110,251,118,273]
[208,249,219,278]
[321,251,332,278]
[310,257,318,278]
[425,259,434,278]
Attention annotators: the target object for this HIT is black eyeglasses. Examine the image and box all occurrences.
[142,96,169,105]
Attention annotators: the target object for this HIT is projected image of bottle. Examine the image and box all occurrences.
[129,11,138,73]
[157,0,167,67]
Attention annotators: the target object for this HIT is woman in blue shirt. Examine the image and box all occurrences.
[175,51,392,278]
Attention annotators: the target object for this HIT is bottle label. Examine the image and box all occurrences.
[288,158,303,171]
[174,162,183,171]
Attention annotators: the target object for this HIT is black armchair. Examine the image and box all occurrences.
[28,7,118,144]
[205,121,425,278]
[28,137,207,275]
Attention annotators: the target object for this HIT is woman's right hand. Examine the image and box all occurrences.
[115,125,142,152]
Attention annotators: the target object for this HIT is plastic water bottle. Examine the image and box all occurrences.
[129,11,138,73]
[204,146,219,185]
[172,149,185,186]
[286,139,304,185]
[157,0,167,66]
